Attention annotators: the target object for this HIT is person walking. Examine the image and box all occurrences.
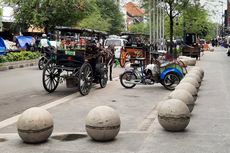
[40,34,50,48]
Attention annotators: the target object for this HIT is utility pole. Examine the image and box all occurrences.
[218,0,224,37]
[156,0,159,46]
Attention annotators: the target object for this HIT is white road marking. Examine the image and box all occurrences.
[0,131,149,137]
[0,76,120,129]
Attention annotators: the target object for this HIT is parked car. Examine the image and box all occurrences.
[104,38,127,59]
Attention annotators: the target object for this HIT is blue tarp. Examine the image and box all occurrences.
[0,37,6,55]
[16,36,33,49]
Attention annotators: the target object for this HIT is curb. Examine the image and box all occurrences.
[0,59,39,71]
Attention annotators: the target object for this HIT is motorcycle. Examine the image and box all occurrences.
[120,58,187,90]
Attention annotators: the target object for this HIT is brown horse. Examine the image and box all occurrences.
[99,45,115,81]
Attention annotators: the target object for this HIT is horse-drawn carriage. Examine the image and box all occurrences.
[119,32,150,67]
[118,33,187,90]
[42,27,109,96]
[182,33,201,60]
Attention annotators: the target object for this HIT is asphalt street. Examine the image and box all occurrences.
[0,65,123,121]
[0,47,230,153]
[0,66,79,121]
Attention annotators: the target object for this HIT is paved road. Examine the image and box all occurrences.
[0,66,123,121]
[1,47,229,153]
[0,66,171,153]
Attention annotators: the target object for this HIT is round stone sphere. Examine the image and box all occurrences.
[188,58,196,66]
[156,101,166,111]
[190,69,203,79]
[191,67,204,78]
[168,89,195,112]
[158,99,190,131]
[17,107,53,143]
[85,106,120,141]
[180,58,189,66]
[180,77,200,89]
[175,82,198,101]
[185,73,202,84]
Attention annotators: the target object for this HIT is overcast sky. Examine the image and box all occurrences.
[199,0,227,23]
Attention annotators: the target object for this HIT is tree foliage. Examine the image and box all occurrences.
[164,2,216,41]
[78,12,111,31]
[129,22,149,34]
[96,0,124,34]
[4,0,94,32]
[3,0,124,34]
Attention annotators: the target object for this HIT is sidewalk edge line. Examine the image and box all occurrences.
[0,76,120,129]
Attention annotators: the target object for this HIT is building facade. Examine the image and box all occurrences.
[225,0,230,33]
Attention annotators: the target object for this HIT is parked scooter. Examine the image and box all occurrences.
[120,58,187,90]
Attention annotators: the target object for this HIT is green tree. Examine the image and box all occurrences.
[4,0,94,32]
[164,2,216,41]
[96,0,124,34]
[164,0,189,55]
[129,22,149,34]
[78,12,111,31]
[182,3,215,40]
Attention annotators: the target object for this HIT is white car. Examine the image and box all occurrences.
[104,38,127,59]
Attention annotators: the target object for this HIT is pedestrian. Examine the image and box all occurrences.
[39,34,51,53]
[211,39,215,47]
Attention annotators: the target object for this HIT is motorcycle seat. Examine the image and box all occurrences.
[130,63,141,67]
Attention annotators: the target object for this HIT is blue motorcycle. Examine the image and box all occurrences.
[120,58,187,90]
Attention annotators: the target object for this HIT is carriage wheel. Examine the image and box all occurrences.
[42,60,60,93]
[99,64,108,88]
[38,57,48,70]
[78,63,93,96]
[119,49,128,68]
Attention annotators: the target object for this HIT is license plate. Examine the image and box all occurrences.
[65,51,75,56]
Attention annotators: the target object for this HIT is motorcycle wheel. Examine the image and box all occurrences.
[162,73,180,90]
[120,71,137,88]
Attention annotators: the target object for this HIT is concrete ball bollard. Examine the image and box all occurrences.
[180,59,189,66]
[168,89,195,112]
[158,99,190,132]
[17,107,53,143]
[185,73,202,84]
[188,58,196,66]
[180,77,200,89]
[210,48,214,52]
[191,67,204,78]
[175,82,198,101]
[156,101,166,111]
[189,69,203,80]
[85,106,121,141]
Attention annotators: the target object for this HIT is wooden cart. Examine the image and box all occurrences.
[42,27,108,96]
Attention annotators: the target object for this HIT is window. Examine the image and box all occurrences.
[105,40,122,46]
